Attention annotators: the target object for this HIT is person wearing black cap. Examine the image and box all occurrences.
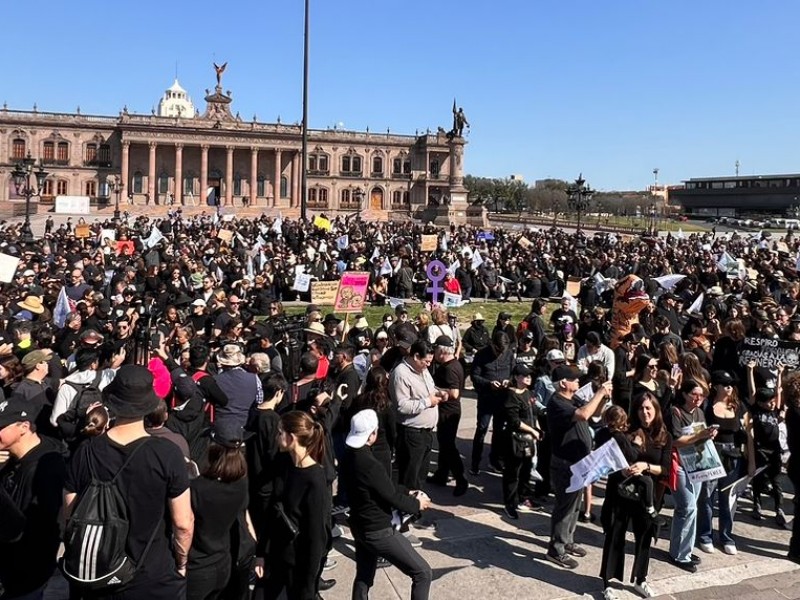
[546,364,612,569]
[187,421,251,600]
[501,363,542,519]
[429,335,468,496]
[493,312,515,343]
[64,365,194,598]
[388,304,417,344]
[0,396,66,600]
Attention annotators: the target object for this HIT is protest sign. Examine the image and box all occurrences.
[443,292,467,308]
[313,215,332,231]
[421,235,437,252]
[677,424,725,484]
[334,271,370,313]
[311,280,339,305]
[566,277,582,297]
[567,439,629,493]
[99,229,116,243]
[292,273,311,293]
[0,253,20,283]
[739,337,800,370]
[75,223,91,239]
[217,229,233,244]
[517,236,532,249]
[115,240,135,256]
[476,231,495,242]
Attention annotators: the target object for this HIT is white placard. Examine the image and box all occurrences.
[0,253,20,283]
[293,273,311,292]
[55,196,91,214]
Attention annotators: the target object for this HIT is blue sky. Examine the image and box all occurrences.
[4,1,800,190]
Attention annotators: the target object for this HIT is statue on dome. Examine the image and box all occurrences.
[213,62,227,88]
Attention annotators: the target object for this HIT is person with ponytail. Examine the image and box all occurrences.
[263,411,332,600]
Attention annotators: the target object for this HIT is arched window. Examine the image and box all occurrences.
[56,180,68,195]
[341,154,362,176]
[85,180,97,197]
[43,142,55,162]
[98,144,111,165]
[341,189,351,204]
[233,174,243,197]
[57,142,69,163]
[372,156,383,175]
[257,175,266,197]
[41,180,54,197]
[183,175,194,196]
[392,190,402,206]
[12,138,26,160]
[158,173,169,194]
[430,159,439,177]
[319,188,328,204]
[132,172,143,194]
[308,148,329,174]
[85,143,98,164]
[280,176,288,198]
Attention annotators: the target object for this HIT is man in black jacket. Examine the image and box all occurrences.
[0,396,66,599]
[342,409,433,600]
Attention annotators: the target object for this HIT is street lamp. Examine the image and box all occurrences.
[649,202,657,235]
[11,152,48,244]
[566,173,594,234]
[353,187,365,219]
[111,175,123,223]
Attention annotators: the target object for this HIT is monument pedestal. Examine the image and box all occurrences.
[432,190,468,226]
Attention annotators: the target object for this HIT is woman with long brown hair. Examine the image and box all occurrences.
[349,367,394,476]
[599,392,672,599]
[264,411,331,600]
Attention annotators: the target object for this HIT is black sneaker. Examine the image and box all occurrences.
[469,466,481,476]
[752,505,764,521]
[504,505,519,520]
[565,543,587,557]
[426,475,449,486]
[453,479,469,497]
[546,553,579,569]
[668,556,697,573]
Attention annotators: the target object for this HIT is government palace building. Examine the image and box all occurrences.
[0,71,465,218]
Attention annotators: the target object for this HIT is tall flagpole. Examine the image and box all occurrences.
[300,0,310,222]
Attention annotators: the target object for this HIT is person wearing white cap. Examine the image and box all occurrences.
[341,409,433,599]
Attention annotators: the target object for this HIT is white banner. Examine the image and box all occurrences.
[567,439,630,493]
[55,195,90,214]
[293,273,311,293]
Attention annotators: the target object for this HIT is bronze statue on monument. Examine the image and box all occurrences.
[213,62,227,88]
[446,99,469,140]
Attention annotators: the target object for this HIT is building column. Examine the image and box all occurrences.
[225,146,234,206]
[174,144,183,206]
[121,141,130,202]
[200,144,209,207]
[250,147,258,207]
[273,149,283,208]
[291,152,300,208]
[147,142,157,205]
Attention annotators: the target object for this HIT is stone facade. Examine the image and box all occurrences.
[0,78,464,217]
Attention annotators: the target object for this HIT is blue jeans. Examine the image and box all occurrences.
[698,456,742,546]
[669,464,700,562]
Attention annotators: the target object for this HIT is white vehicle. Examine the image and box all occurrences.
[784,219,800,230]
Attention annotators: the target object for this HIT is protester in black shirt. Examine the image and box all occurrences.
[429,335,468,496]
[342,409,432,600]
[349,367,395,477]
[0,397,66,599]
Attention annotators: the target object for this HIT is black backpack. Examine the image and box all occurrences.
[57,372,105,443]
[60,438,162,591]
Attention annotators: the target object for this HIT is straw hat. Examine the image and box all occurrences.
[17,295,44,315]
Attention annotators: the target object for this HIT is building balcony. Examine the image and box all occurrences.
[370,171,384,178]
[42,158,70,166]
[308,169,329,176]
[84,159,113,168]
[391,172,412,180]
[339,201,361,210]
[340,171,363,178]
[308,200,328,210]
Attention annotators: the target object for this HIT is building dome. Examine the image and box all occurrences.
[158,79,195,118]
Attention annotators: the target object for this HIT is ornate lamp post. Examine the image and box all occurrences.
[111,175,123,222]
[566,173,594,234]
[11,152,48,244]
[649,202,657,235]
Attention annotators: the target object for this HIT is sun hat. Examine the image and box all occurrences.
[346,409,379,449]
[17,295,44,315]
[304,322,326,336]
[21,349,52,370]
[545,349,566,362]
[217,344,246,367]
[472,313,485,322]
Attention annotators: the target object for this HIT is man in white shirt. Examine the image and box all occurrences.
[50,348,121,428]
[576,331,615,377]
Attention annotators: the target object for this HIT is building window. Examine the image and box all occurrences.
[341,189,351,204]
[257,175,265,197]
[183,176,194,196]
[308,152,329,174]
[403,160,411,174]
[392,190,402,205]
[158,173,169,195]
[403,191,409,204]
[309,187,328,207]
[132,172,143,194]
[57,180,68,195]
[233,175,243,197]
[341,155,362,175]
[372,156,383,175]
[85,143,98,164]
[392,158,402,174]
[12,138,26,160]
[57,142,69,163]
[98,144,111,164]
[280,176,288,198]
[43,142,55,162]
[42,180,53,196]
[430,159,439,176]
[85,180,97,197]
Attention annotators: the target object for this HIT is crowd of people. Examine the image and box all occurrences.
[1,211,800,600]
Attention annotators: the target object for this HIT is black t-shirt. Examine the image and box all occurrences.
[547,392,592,463]
[433,358,464,416]
[750,404,781,448]
[0,436,66,597]
[189,476,248,569]
[65,434,189,580]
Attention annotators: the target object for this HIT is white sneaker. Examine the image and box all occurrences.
[634,580,655,598]
[603,587,621,600]
[722,543,738,555]
[699,542,716,553]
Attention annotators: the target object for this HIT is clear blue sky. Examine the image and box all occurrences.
[5,1,800,190]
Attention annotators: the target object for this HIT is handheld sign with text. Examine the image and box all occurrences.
[311,280,339,305]
[421,235,438,252]
[739,337,800,370]
[334,272,370,313]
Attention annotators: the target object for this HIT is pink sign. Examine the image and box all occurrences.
[334,272,371,313]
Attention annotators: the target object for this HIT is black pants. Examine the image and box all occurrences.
[396,425,433,490]
[753,447,783,511]
[502,447,534,508]
[434,410,465,482]
[471,400,504,470]
[600,499,655,585]
[187,557,231,600]
[352,528,432,600]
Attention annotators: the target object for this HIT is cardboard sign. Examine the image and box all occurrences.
[115,240,135,256]
[217,229,233,244]
[311,280,339,305]
[0,253,20,283]
[75,224,92,239]
[739,337,800,370]
[421,235,438,252]
[566,277,582,297]
[518,236,532,249]
[313,215,332,231]
[334,271,371,313]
